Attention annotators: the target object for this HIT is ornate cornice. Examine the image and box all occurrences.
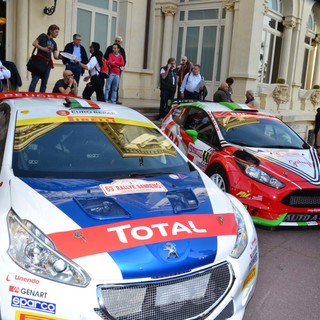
[272,84,289,105]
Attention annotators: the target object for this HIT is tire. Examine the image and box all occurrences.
[207,165,229,192]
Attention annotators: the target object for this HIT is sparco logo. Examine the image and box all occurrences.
[11,295,56,314]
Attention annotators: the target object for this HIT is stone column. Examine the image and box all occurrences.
[312,35,320,86]
[220,0,235,81]
[161,4,177,65]
[16,0,29,81]
[278,17,296,80]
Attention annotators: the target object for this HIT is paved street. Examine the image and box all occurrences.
[245,226,320,320]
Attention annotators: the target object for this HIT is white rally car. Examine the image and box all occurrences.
[0,92,258,320]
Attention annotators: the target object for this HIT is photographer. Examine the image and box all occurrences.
[159,57,177,120]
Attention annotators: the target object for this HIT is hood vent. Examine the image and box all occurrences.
[74,196,131,220]
[166,190,199,213]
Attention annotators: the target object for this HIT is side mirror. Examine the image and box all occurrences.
[185,129,198,142]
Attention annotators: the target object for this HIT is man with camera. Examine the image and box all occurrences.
[159,57,177,120]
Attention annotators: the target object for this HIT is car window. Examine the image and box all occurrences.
[216,114,307,148]
[0,104,10,169]
[12,121,191,179]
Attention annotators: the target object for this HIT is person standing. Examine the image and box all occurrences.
[179,64,204,100]
[245,89,259,107]
[159,57,177,120]
[226,77,234,102]
[75,42,105,102]
[52,70,78,96]
[314,107,320,152]
[28,24,60,92]
[104,43,125,104]
[213,82,229,102]
[104,35,126,104]
[62,34,88,85]
[176,56,193,98]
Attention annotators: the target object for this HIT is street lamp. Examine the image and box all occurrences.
[43,0,57,16]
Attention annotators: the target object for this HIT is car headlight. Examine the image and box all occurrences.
[236,160,285,189]
[7,210,91,287]
[230,204,248,259]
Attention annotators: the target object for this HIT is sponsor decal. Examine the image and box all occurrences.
[6,274,40,285]
[48,213,237,259]
[100,179,168,196]
[15,310,66,320]
[9,286,48,299]
[252,195,263,201]
[188,144,204,159]
[236,191,251,198]
[284,213,320,222]
[242,264,257,291]
[288,159,312,168]
[11,296,56,314]
[249,251,258,270]
[56,110,70,116]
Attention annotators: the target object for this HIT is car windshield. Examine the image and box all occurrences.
[12,121,191,179]
[215,113,308,149]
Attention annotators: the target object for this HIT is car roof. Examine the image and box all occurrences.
[0,92,155,126]
[176,100,273,117]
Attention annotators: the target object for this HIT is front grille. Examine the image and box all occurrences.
[281,189,320,207]
[96,262,233,320]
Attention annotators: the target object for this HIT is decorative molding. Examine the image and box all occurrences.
[223,0,235,11]
[263,0,269,14]
[282,17,297,29]
[310,90,320,109]
[162,5,177,16]
[272,84,289,105]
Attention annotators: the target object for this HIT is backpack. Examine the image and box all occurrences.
[96,56,109,79]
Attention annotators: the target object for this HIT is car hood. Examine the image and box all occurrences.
[245,147,320,184]
[10,172,237,279]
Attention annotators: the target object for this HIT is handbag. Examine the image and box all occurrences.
[26,48,49,77]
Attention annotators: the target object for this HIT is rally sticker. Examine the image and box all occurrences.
[100,179,168,195]
[11,296,56,314]
[15,310,66,320]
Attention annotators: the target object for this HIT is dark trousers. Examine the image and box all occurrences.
[159,89,174,118]
[29,65,51,92]
[65,63,82,85]
[82,75,105,102]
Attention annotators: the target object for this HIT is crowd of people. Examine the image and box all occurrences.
[26,24,126,103]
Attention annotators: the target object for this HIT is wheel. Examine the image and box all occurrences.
[207,165,229,192]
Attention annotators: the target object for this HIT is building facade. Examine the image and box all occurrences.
[0,0,319,141]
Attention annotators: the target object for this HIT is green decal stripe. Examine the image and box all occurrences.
[251,213,287,227]
[219,102,243,110]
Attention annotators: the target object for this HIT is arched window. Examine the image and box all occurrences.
[258,0,283,84]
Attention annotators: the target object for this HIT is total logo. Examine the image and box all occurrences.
[6,273,40,285]
[11,295,56,314]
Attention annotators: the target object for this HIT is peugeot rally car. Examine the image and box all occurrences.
[0,92,258,320]
[161,100,320,228]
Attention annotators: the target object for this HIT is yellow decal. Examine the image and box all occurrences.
[15,310,67,319]
[242,264,257,291]
[236,191,251,198]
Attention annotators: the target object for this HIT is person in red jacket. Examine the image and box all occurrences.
[104,43,125,104]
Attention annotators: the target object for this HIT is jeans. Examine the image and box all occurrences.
[65,63,82,85]
[104,73,120,104]
[28,65,51,92]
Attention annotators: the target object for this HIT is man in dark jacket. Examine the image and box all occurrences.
[159,57,177,119]
[314,108,320,153]
[62,34,88,85]
[213,82,229,102]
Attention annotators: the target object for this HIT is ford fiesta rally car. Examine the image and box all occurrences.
[161,100,320,228]
[0,93,258,319]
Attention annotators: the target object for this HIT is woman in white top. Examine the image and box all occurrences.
[0,61,11,92]
[76,41,105,102]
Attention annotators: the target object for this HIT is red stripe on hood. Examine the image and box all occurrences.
[48,213,237,259]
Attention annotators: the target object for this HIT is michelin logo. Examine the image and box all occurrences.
[11,295,56,314]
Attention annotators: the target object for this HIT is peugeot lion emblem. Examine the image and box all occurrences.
[163,242,179,259]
